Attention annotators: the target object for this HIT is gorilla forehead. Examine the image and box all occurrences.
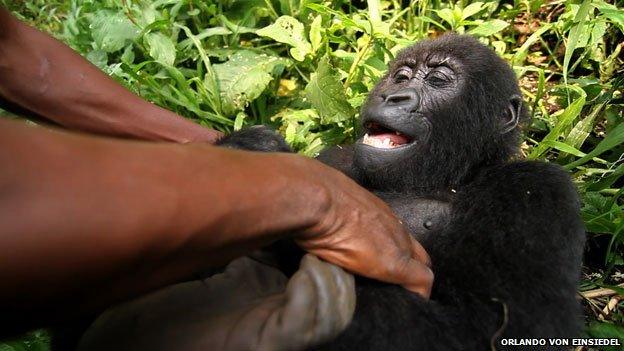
[389,34,518,95]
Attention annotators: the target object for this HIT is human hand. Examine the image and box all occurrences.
[287,157,434,298]
[77,254,355,351]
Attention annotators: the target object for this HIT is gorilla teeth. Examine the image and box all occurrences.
[363,133,399,148]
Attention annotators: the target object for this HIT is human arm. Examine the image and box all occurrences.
[0,8,221,143]
[0,119,430,335]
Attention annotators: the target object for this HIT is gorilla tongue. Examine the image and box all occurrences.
[363,132,410,148]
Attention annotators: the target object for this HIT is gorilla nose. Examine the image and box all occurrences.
[384,89,419,109]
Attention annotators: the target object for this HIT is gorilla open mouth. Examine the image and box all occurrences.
[361,122,414,149]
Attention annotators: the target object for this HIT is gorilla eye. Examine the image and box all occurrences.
[393,68,412,83]
[426,70,452,86]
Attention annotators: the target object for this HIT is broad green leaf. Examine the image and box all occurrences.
[213,51,289,116]
[305,57,355,124]
[256,16,311,61]
[145,33,176,66]
[452,7,463,26]
[597,4,624,32]
[435,8,455,28]
[121,45,135,64]
[367,0,382,24]
[277,109,320,123]
[462,2,485,20]
[90,10,140,53]
[86,50,108,69]
[468,19,509,37]
[591,19,608,47]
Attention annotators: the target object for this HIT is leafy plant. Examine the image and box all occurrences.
[1,0,623,348]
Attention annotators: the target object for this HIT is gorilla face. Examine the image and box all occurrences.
[353,34,525,192]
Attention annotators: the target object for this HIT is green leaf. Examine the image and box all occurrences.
[90,10,140,53]
[586,322,624,351]
[586,163,624,191]
[256,16,311,61]
[213,51,289,116]
[435,8,455,28]
[145,33,176,66]
[565,102,606,150]
[512,24,552,66]
[563,0,592,81]
[565,121,624,170]
[367,0,382,24]
[310,15,323,54]
[121,45,135,65]
[305,57,355,124]
[86,50,108,69]
[597,4,624,32]
[529,90,586,159]
[468,19,509,37]
[306,4,366,31]
[174,24,222,115]
[234,112,246,131]
[462,2,485,20]
[538,141,586,157]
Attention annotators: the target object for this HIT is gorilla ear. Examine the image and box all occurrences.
[500,95,522,134]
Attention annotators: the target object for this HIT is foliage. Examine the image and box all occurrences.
[1,0,623,348]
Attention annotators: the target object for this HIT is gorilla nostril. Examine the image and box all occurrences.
[384,89,419,106]
[386,94,410,104]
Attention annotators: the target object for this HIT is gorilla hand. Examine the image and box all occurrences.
[217,125,292,152]
[77,254,355,351]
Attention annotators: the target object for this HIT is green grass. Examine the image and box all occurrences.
[1,0,623,349]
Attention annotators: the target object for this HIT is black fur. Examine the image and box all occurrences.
[219,34,585,351]
[217,125,291,152]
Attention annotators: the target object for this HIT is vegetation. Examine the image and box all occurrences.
[1,0,622,349]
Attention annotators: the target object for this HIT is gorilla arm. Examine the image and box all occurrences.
[78,255,355,351]
[322,161,585,351]
[0,8,221,143]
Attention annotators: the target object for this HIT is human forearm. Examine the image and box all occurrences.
[0,119,322,331]
[0,8,221,143]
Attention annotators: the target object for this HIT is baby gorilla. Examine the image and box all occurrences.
[218,34,585,350]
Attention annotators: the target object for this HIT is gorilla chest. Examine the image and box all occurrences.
[377,194,452,241]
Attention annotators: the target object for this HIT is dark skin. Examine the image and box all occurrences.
[0,8,433,335]
[0,9,221,143]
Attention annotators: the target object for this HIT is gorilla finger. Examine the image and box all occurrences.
[280,261,319,339]
[297,254,356,345]
[326,260,356,330]
[299,254,341,339]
